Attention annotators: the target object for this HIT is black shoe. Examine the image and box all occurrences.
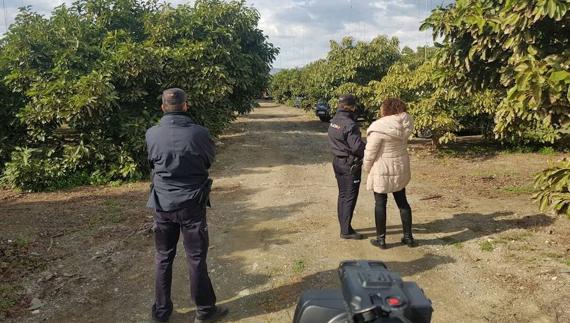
[194,306,229,323]
[340,232,363,240]
[151,308,170,323]
[151,303,172,323]
[370,237,387,249]
[401,236,417,247]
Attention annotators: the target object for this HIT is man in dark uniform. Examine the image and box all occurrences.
[328,94,365,240]
[146,88,228,323]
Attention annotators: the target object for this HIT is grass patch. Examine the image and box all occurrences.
[543,252,563,259]
[109,180,123,187]
[498,231,532,242]
[292,259,305,274]
[0,283,26,319]
[538,147,556,155]
[12,237,31,249]
[564,259,570,267]
[452,242,464,249]
[103,200,123,224]
[0,238,44,319]
[503,185,534,194]
[437,143,499,158]
[480,240,495,252]
[502,146,536,154]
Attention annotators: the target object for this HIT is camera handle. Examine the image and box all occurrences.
[327,306,414,323]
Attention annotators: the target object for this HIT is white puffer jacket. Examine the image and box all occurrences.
[363,113,414,193]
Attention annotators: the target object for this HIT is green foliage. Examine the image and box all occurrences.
[292,259,305,273]
[0,81,25,167]
[503,185,534,194]
[271,39,495,144]
[270,36,400,111]
[0,0,277,191]
[452,242,464,249]
[538,147,556,155]
[533,158,570,217]
[480,240,495,252]
[422,0,570,217]
[366,60,496,144]
[422,0,570,144]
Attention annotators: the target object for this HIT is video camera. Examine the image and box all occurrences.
[293,260,433,323]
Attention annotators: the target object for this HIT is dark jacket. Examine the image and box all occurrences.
[328,109,365,158]
[145,112,215,211]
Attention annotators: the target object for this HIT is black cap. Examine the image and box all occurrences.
[162,88,187,106]
[338,94,356,106]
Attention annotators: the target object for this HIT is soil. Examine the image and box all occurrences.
[1,101,569,323]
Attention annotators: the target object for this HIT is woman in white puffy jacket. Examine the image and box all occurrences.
[363,98,416,249]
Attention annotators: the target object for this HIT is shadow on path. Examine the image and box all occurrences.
[356,212,554,245]
[167,253,454,322]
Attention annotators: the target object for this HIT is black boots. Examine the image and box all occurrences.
[340,232,364,240]
[371,235,416,248]
[341,226,363,240]
[370,235,387,249]
[400,207,417,247]
[194,306,229,323]
[401,234,417,247]
[372,191,417,248]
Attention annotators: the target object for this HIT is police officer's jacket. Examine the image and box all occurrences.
[328,109,365,158]
[145,112,215,211]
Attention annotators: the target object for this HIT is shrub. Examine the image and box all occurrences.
[533,158,570,217]
[0,0,277,191]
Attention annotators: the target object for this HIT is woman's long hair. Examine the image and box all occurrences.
[379,98,407,118]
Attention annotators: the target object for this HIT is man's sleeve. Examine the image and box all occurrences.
[346,124,365,158]
[199,128,216,169]
[145,130,154,169]
[145,130,155,189]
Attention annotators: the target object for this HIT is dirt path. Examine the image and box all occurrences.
[2,102,569,323]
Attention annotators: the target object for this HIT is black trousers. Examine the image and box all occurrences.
[333,157,361,235]
[374,188,413,237]
[153,202,216,320]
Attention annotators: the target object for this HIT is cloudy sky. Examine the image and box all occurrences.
[0,0,454,68]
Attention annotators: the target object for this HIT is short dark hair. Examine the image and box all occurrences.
[338,94,357,110]
[380,98,406,117]
[162,88,187,112]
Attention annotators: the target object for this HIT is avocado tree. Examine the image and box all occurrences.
[422,0,570,143]
[365,57,496,146]
[270,35,401,112]
[0,0,277,191]
[422,0,570,215]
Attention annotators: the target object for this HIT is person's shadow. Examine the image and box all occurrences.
[166,253,454,322]
[356,211,554,245]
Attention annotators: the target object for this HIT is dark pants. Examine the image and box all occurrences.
[333,157,361,235]
[152,202,216,320]
[374,188,413,238]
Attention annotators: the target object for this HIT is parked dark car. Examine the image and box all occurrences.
[315,101,371,123]
[354,104,371,122]
[315,102,332,122]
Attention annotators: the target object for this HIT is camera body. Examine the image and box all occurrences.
[293,260,433,323]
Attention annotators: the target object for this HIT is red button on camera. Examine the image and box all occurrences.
[387,297,401,307]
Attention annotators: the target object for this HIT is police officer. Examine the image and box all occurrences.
[146,88,228,323]
[328,94,365,240]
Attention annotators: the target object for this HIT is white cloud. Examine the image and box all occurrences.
[1,0,454,68]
